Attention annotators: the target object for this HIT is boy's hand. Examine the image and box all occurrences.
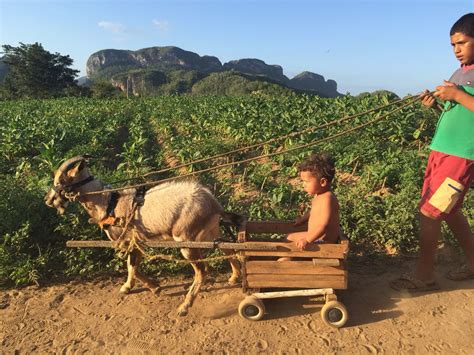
[420,90,436,108]
[434,80,460,101]
[295,239,309,250]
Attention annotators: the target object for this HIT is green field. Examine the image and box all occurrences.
[1,93,471,286]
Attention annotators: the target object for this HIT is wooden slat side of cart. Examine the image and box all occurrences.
[238,221,349,292]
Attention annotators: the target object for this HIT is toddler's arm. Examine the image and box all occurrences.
[293,211,310,226]
[288,194,334,250]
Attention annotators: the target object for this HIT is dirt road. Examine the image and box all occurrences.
[1,257,473,354]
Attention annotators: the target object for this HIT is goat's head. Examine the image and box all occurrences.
[44,155,94,214]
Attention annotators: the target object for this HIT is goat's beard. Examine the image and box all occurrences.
[45,191,69,214]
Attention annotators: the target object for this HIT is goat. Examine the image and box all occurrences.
[44,155,242,316]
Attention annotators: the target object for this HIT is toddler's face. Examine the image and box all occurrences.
[300,171,327,195]
[451,32,474,65]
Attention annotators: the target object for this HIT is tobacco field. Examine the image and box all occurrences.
[1,92,472,286]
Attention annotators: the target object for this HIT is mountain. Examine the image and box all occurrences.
[223,58,289,84]
[0,46,342,97]
[288,71,338,98]
[77,76,92,87]
[87,46,222,79]
[85,46,341,97]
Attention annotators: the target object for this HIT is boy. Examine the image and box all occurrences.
[391,13,474,291]
[287,153,340,250]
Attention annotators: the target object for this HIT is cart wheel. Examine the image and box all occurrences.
[321,300,348,328]
[238,296,265,321]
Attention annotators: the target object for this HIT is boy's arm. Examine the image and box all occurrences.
[420,90,443,113]
[434,80,474,112]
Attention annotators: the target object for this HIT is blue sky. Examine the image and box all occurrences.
[1,0,473,95]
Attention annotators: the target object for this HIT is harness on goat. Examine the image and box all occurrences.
[98,191,121,229]
[98,187,147,230]
[55,175,95,196]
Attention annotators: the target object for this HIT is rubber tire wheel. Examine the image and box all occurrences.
[321,300,349,328]
[238,296,265,321]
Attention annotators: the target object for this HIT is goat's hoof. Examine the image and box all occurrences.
[119,285,131,294]
[150,286,161,296]
[177,306,188,317]
[228,276,239,285]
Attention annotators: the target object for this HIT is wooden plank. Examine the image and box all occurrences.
[246,220,307,234]
[252,288,334,299]
[243,251,344,258]
[244,241,347,253]
[66,240,277,251]
[242,242,348,258]
[248,274,345,282]
[312,259,341,266]
[246,274,347,289]
[246,261,345,275]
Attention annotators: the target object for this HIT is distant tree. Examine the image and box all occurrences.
[1,42,79,98]
[90,80,123,98]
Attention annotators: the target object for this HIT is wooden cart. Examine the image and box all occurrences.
[236,220,349,328]
[67,219,349,327]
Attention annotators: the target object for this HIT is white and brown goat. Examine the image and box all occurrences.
[44,155,242,316]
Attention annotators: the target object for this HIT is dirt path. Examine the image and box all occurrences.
[1,258,473,354]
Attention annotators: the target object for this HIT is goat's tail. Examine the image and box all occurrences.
[220,212,246,242]
[221,211,246,227]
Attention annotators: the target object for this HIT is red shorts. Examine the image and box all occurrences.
[420,151,474,220]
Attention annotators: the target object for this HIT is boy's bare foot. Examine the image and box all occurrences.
[445,265,474,281]
[277,257,293,262]
[390,274,440,292]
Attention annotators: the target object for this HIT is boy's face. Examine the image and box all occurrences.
[451,32,474,65]
[300,171,328,196]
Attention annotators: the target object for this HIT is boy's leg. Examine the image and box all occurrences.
[445,209,474,272]
[415,211,441,282]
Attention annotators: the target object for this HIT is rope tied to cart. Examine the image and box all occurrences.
[80,92,427,197]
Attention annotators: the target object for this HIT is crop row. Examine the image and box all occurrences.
[1,93,470,286]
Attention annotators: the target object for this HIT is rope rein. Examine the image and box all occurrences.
[111,93,426,185]
[81,94,423,197]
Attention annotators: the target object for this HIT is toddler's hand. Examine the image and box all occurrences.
[296,239,309,250]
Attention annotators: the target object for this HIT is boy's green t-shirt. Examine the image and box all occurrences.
[430,85,474,160]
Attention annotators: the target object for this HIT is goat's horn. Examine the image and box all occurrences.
[58,155,89,173]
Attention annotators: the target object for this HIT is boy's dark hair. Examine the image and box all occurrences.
[298,153,336,182]
[450,13,474,37]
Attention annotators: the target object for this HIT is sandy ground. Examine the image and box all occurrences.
[1,256,473,354]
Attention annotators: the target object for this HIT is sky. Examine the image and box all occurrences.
[1,0,473,96]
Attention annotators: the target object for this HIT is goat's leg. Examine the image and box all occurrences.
[120,250,160,295]
[120,250,140,294]
[177,248,206,316]
[223,249,241,285]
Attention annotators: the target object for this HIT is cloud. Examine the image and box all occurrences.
[152,19,169,33]
[98,21,126,34]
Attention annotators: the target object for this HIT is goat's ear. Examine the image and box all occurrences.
[67,161,85,178]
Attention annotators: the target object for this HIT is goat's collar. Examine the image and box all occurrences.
[98,191,120,229]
